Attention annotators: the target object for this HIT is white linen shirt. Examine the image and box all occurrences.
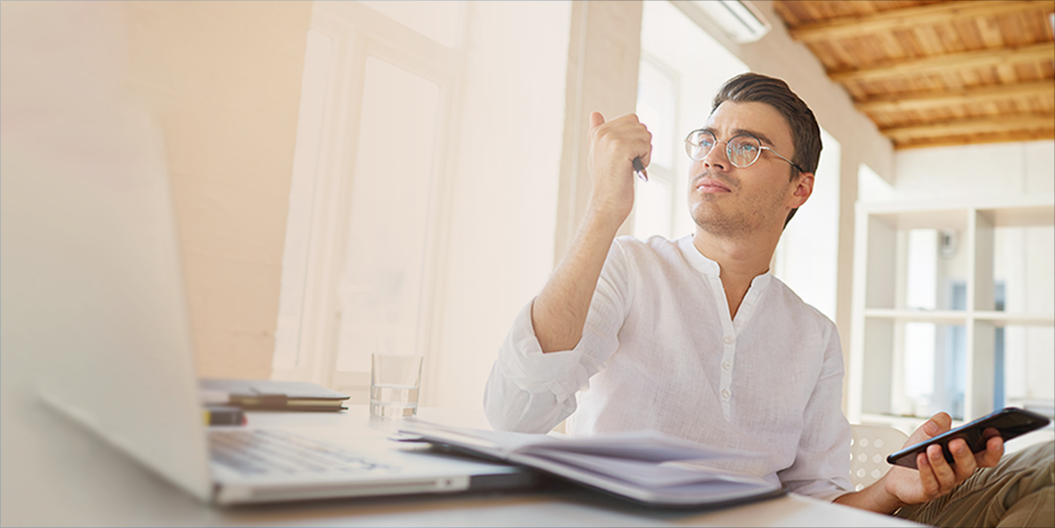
[484,235,852,501]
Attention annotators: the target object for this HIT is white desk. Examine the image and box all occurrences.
[0,398,920,527]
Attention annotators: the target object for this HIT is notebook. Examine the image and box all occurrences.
[24,109,533,505]
[199,378,351,412]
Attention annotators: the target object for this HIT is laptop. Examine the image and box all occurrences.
[15,107,533,505]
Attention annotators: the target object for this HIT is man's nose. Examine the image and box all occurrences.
[702,142,730,172]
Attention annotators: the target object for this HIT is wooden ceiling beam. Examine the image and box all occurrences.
[829,43,1055,83]
[881,113,1055,140]
[895,130,1055,149]
[856,80,1055,114]
[787,1,1050,43]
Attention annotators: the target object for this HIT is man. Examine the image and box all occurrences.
[484,73,1053,526]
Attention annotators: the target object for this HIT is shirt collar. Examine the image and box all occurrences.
[677,235,720,276]
[676,235,774,289]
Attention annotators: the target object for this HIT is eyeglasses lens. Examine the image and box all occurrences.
[684,131,705,161]
[727,137,760,167]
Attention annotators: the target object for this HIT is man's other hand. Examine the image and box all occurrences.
[883,412,1004,507]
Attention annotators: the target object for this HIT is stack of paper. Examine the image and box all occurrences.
[399,421,783,508]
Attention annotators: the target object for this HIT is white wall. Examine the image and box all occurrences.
[0,1,311,384]
[429,2,572,409]
[774,129,842,321]
[124,2,312,378]
[895,141,1055,198]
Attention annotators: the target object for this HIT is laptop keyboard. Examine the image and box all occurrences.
[209,429,399,476]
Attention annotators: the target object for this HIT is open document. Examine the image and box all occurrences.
[399,421,784,508]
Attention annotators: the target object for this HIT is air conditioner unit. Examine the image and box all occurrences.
[692,0,771,43]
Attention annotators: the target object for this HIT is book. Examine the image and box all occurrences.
[398,420,784,508]
[199,378,350,412]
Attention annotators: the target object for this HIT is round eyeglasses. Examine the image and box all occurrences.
[684,129,805,173]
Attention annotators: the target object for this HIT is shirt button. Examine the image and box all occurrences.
[723,336,734,345]
[722,389,731,399]
[722,361,733,371]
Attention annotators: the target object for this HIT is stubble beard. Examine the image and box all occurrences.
[690,192,787,239]
[691,198,753,238]
[688,167,792,238]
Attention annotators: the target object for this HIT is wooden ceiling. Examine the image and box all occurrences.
[773,0,1055,149]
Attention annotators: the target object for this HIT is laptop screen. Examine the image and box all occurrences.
[6,105,213,501]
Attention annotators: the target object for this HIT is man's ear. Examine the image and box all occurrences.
[789,173,814,209]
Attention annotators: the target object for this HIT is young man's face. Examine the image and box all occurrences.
[688,101,813,238]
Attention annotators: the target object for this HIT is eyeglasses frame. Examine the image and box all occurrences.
[684,129,806,174]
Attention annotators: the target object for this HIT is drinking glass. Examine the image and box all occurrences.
[370,354,423,418]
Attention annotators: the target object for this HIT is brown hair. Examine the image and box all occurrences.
[712,73,822,226]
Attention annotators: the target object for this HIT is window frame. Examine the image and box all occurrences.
[632,52,681,241]
[272,1,466,403]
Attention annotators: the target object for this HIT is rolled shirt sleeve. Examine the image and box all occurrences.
[484,241,629,433]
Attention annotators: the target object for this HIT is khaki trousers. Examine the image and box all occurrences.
[895,441,1054,528]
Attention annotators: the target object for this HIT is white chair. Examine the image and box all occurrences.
[849,424,909,491]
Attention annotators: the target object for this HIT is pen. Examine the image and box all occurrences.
[633,157,648,182]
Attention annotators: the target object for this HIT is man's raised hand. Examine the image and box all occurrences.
[585,112,651,230]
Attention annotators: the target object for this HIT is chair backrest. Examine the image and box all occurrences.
[849,424,909,490]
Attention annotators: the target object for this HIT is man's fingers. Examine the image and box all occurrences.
[927,412,953,436]
[904,412,953,448]
[977,435,1004,467]
[917,453,941,497]
[590,111,605,129]
[948,439,977,480]
[927,444,957,493]
[588,111,652,176]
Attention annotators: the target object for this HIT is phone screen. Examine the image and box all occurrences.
[885,407,1050,470]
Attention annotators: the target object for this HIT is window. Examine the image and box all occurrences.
[273,29,333,373]
[273,1,465,401]
[334,57,440,375]
[994,224,1055,415]
[633,55,676,240]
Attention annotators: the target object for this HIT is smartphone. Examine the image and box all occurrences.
[886,407,1050,470]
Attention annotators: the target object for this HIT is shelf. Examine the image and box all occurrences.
[973,311,1055,327]
[981,204,1055,228]
[850,195,1055,425]
[867,209,968,231]
[863,309,968,325]
[857,196,1054,231]
[863,309,1055,327]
